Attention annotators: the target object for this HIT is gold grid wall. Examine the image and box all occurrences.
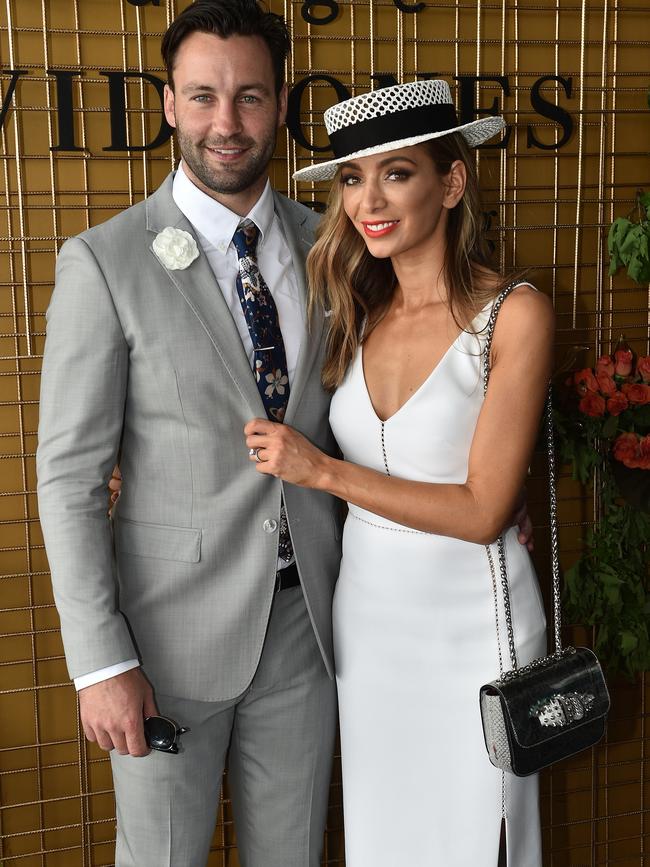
[0,0,648,864]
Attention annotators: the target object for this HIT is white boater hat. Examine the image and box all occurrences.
[293,79,505,183]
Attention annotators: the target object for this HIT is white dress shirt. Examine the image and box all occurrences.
[75,164,305,691]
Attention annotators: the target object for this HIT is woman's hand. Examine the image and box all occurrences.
[244,418,330,488]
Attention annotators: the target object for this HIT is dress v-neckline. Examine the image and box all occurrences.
[360,303,492,424]
[361,327,466,425]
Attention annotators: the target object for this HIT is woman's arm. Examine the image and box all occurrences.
[245,287,554,545]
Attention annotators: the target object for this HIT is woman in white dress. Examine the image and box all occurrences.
[245,80,554,866]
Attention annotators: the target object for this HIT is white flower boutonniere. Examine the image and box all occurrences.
[152,226,199,270]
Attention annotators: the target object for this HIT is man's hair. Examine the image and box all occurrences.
[161,0,291,95]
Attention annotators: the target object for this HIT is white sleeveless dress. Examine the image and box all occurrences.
[329,301,546,866]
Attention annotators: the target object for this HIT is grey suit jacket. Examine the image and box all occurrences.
[37,174,342,702]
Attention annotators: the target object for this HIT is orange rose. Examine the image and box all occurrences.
[596,355,616,377]
[606,392,629,416]
[622,382,650,405]
[636,356,650,383]
[612,432,640,467]
[614,348,634,377]
[579,392,606,417]
[596,372,617,397]
[574,368,599,396]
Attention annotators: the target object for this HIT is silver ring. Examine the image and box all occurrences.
[249,447,263,463]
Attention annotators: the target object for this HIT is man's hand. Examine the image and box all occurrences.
[78,668,158,757]
[108,465,122,515]
[512,490,534,552]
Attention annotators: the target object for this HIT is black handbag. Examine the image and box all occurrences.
[478,285,610,777]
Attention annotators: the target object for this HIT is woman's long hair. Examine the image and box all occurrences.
[307,132,520,391]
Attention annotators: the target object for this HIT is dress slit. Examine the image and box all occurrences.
[498,817,508,866]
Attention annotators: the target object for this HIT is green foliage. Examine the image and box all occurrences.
[554,389,650,677]
[608,192,650,283]
[562,464,650,676]
[554,407,604,484]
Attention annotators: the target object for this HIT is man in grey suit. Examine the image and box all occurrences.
[37,2,340,865]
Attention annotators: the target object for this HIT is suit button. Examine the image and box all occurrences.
[262,519,278,534]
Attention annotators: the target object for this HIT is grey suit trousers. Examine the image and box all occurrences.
[110,586,337,867]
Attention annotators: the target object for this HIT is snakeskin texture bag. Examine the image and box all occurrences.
[478,284,610,777]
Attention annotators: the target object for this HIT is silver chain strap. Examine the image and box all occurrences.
[483,283,566,682]
[486,544,505,676]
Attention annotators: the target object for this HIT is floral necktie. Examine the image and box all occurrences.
[232,220,293,562]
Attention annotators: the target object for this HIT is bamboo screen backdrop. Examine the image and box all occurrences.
[0,0,648,864]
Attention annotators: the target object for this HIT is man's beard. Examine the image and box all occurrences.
[177,129,276,196]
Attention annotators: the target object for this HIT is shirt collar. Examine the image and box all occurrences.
[172,162,275,254]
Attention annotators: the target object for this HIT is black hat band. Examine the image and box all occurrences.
[328,102,459,160]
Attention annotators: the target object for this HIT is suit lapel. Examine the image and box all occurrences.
[273,192,325,424]
[145,175,265,417]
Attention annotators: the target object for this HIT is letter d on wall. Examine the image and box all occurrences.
[100,71,173,152]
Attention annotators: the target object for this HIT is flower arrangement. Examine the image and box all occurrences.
[563,346,650,474]
[553,342,650,676]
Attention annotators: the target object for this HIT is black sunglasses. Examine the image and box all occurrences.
[144,715,190,754]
